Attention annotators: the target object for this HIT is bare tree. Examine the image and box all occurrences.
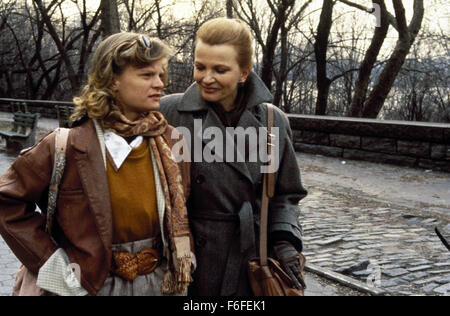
[100,0,121,37]
[1,0,25,98]
[0,1,64,99]
[226,0,234,18]
[162,1,223,94]
[0,0,14,30]
[362,0,424,118]
[273,0,312,108]
[313,0,334,115]
[383,20,449,123]
[33,0,102,97]
[233,0,313,107]
[346,0,389,117]
[279,37,315,114]
[1,0,443,122]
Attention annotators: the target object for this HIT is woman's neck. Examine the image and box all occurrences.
[123,110,140,121]
[219,89,239,112]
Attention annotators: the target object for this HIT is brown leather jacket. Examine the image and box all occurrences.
[0,119,190,295]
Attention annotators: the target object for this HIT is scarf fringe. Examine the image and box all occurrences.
[161,255,192,295]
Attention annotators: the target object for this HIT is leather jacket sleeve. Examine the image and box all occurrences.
[0,132,58,274]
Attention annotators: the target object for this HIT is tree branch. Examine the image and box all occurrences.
[337,0,399,31]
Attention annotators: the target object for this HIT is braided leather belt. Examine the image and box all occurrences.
[112,248,160,281]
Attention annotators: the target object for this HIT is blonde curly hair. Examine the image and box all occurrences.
[71,32,172,123]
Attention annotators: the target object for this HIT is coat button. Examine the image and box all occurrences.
[195,175,205,184]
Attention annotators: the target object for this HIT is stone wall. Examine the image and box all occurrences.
[0,99,73,119]
[288,114,450,172]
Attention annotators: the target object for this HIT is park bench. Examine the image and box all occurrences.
[0,111,40,150]
[56,105,74,128]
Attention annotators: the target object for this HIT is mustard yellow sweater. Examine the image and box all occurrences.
[106,139,160,244]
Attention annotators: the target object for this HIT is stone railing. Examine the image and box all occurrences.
[0,98,74,119]
[288,114,450,172]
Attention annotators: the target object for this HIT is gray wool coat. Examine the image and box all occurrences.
[160,72,307,296]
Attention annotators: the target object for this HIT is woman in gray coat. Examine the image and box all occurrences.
[160,18,307,296]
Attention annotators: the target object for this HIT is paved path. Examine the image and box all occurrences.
[0,116,448,296]
[297,153,450,296]
[0,237,21,295]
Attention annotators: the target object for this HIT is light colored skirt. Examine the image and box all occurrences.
[97,237,182,296]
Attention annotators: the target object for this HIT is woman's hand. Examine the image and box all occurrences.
[273,241,305,290]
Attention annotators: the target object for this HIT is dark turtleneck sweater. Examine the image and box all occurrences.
[208,81,252,127]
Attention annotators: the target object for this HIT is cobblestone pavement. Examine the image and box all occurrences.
[298,153,450,296]
[0,237,21,295]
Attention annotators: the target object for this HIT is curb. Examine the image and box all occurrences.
[305,263,388,296]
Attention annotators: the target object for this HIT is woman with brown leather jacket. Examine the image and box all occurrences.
[0,32,194,296]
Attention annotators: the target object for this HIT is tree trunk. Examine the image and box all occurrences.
[155,0,163,38]
[226,0,233,18]
[260,0,296,91]
[100,0,120,37]
[314,0,334,115]
[348,0,389,117]
[260,21,281,90]
[124,0,136,31]
[362,0,424,118]
[273,18,288,108]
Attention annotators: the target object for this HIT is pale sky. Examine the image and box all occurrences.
[58,0,448,49]
[59,0,448,31]
[167,0,449,32]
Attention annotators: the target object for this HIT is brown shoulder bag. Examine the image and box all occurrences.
[247,104,306,296]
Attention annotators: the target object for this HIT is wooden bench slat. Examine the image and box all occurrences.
[13,121,35,127]
[56,105,74,128]
[13,115,37,120]
[13,116,37,120]
[0,131,27,138]
[0,112,40,149]
[13,116,38,121]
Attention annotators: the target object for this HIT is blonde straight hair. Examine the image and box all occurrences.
[71,33,172,123]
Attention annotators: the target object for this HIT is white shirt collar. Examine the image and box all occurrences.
[103,130,143,171]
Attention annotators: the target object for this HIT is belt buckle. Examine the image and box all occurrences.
[112,247,161,281]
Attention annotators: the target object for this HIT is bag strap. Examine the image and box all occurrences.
[259,104,275,266]
[45,128,70,236]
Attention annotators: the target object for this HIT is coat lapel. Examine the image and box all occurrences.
[71,120,113,250]
[236,109,267,184]
[201,108,253,183]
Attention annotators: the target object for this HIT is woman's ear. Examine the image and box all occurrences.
[240,68,251,83]
[110,80,120,92]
